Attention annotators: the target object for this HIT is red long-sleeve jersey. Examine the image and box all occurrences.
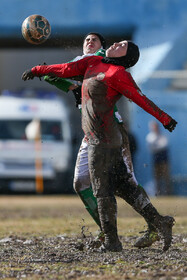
[32,56,172,146]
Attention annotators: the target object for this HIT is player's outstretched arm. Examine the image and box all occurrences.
[114,73,178,132]
[22,57,93,82]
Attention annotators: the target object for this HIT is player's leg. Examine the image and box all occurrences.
[121,129,160,248]
[115,156,175,251]
[88,145,122,252]
[133,184,160,248]
[73,138,101,228]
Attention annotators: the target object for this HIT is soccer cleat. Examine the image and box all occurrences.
[99,239,123,252]
[134,229,160,248]
[156,215,175,251]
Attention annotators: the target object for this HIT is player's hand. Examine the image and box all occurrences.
[163,119,177,132]
[22,69,35,81]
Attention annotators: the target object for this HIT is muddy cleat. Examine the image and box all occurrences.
[156,216,175,251]
[99,239,123,252]
[134,229,160,248]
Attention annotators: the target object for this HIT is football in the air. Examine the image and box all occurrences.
[21,14,51,45]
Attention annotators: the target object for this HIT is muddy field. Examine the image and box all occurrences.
[0,195,186,280]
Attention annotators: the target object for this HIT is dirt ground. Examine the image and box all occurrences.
[0,195,186,280]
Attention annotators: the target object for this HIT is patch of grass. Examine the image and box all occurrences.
[0,195,186,280]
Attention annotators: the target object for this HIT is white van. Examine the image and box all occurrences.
[0,90,73,193]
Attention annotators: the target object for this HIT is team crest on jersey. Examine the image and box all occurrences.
[97,72,105,80]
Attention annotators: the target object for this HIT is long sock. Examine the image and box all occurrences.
[116,182,158,231]
[78,187,101,228]
[137,184,157,231]
[97,196,119,243]
[139,203,162,226]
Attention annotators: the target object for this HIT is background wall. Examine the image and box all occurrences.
[0,0,186,195]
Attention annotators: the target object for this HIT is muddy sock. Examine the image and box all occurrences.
[116,182,158,231]
[137,184,157,232]
[78,187,101,228]
[97,196,119,243]
[139,203,162,226]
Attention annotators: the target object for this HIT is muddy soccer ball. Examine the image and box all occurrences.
[21,14,51,45]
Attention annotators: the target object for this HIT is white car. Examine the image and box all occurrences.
[0,90,73,193]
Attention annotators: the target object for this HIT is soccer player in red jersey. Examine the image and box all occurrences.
[22,40,177,252]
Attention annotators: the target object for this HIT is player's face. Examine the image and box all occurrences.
[106,40,128,57]
[83,34,102,55]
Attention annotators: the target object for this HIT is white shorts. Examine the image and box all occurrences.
[73,138,90,191]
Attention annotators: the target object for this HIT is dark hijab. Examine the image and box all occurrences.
[102,41,140,69]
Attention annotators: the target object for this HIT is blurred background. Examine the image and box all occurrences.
[0,0,186,196]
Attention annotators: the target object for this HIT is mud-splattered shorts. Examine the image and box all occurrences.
[88,144,130,198]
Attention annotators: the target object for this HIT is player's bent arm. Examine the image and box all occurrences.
[44,75,73,92]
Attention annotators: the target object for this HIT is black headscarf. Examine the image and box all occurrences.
[102,41,140,69]
[83,32,106,49]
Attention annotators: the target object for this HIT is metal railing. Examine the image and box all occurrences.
[150,70,187,79]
